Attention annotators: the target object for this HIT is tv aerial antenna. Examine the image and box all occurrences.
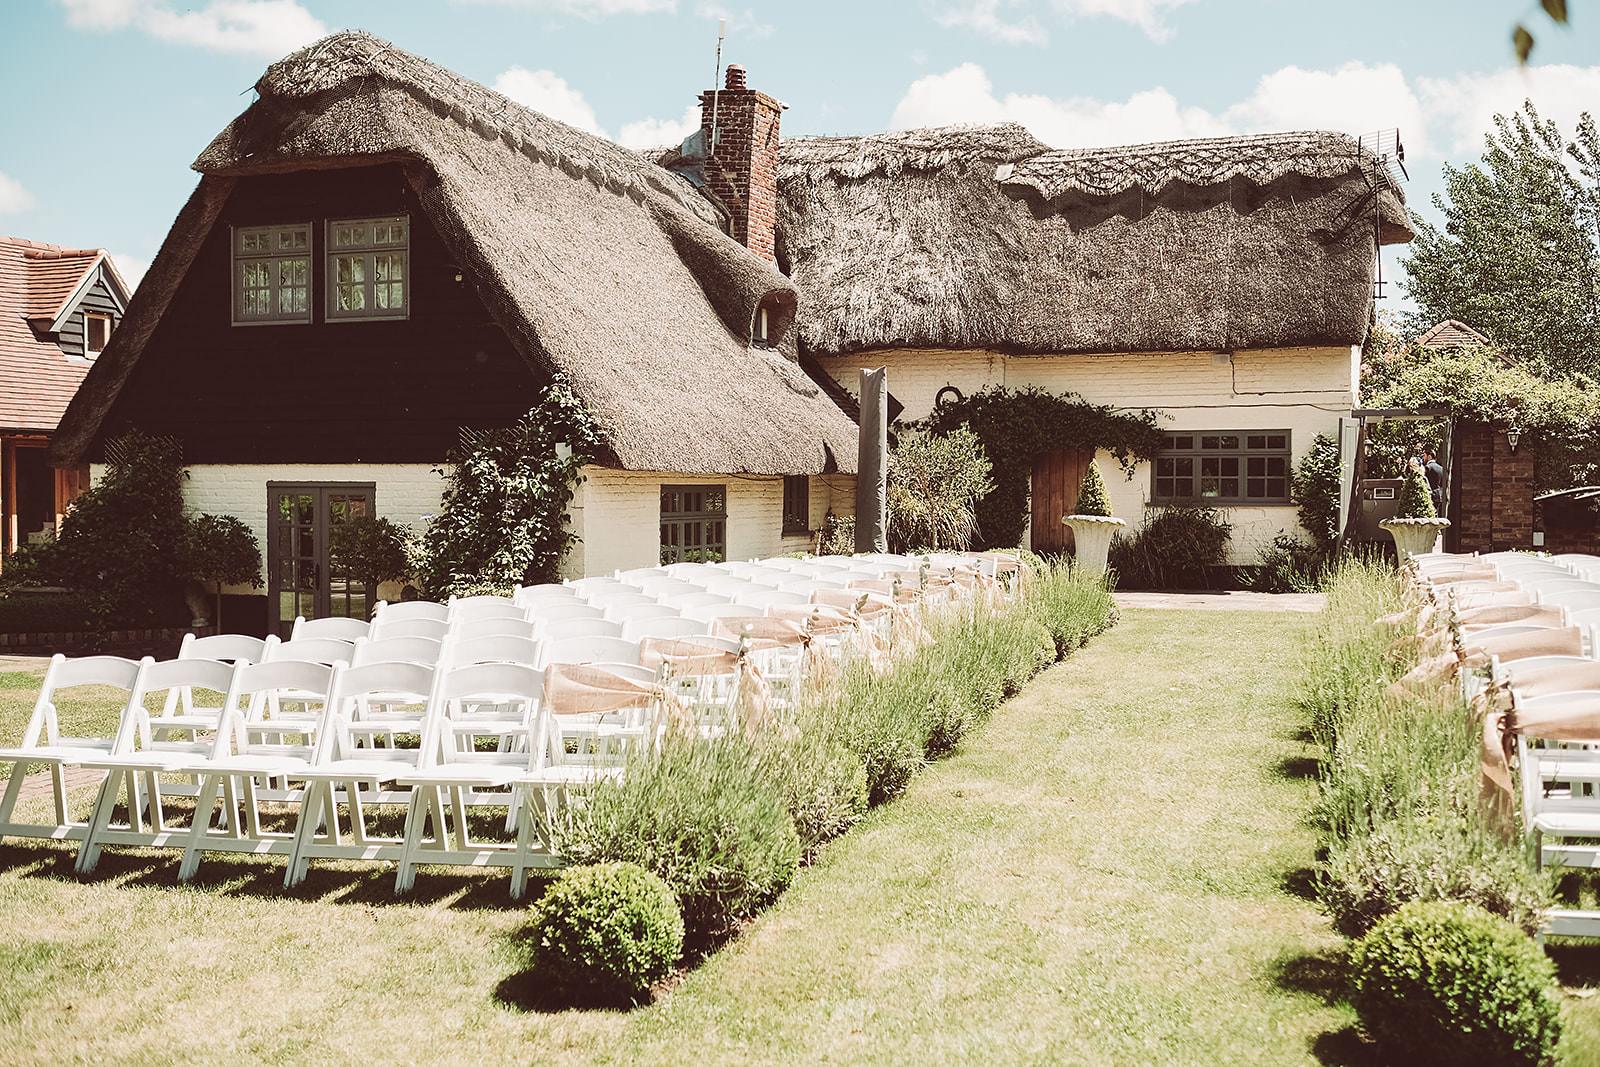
[1358,129,1408,299]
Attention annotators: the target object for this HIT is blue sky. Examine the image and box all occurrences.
[2,0,1596,306]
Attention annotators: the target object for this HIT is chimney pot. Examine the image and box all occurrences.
[725,64,747,90]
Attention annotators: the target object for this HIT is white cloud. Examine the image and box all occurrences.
[891,62,1225,146]
[0,172,34,214]
[892,61,1440,155]
[617,105,701,150]
[108,251,150,290]
[465,0,676,14]
[58,0,325,57]
[1051,0,1196,43]
[1223,62,1428,156]
[933,1,1048,46]
[493,67,605,134]
[1418,64,1600,155]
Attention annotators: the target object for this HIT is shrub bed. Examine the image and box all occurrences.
[550,561,1117,959]
[1302,560,1561,1056]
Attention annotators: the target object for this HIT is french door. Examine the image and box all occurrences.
[267,483,376,638]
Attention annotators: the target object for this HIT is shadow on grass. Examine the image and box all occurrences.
[1281,865,1320,902]
[1275,754,1322,780]
[1548,941,1600,988]
[1269,946,1379,1065]
[0,836,541,913]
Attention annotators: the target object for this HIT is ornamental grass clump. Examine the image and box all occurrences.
[552,731,801,943]
[520,862,684,1007]
[1350,900,1562,1066]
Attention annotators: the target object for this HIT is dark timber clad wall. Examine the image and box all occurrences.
[56,269,121,360]
[94,164,543,463]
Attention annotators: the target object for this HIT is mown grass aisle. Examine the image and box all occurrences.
[610,608,1350,1064]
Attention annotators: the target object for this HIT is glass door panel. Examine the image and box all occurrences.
[267,484,376,638]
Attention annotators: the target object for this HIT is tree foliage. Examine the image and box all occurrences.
[185,513,262,626]
[886,427,994,552]
[46,431,191,626]
[1364,319,1600,492]
[1401,101,1600,379]
[329,516,412,591]
[413,383,602,598]
[921,386,1164,550]
[1293,433,1342,550]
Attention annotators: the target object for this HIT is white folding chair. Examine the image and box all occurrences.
[451,616,538,641]
[1516,691,1600,870]
[352,635,444,667]
[566,577,627,596]
[583,591,656,611]
[448,595,529,624]
[528,602,605,625]
[291,616,370,641]
[374,617,448,640]
[543,636,643,668]
[540,618,623,640]
[685,602,760,624]
[73,657,240,873]
[514,584,580,608]
[175,660,340,881]
[0,655,144,842]
[271,637,357,665]
[393,662,549,893]
[603,602,678,624]
[658,592,731,610]
[621,616,711,642]
[1538,591,1600,612]
[371,600,449,638]
[152,632,276,739]
[283,661,439,887]
[449,634,543,667]
[732,589,811,610]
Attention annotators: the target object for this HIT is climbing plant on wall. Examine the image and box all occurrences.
[413,382,603,597]
[920,386,1165,550]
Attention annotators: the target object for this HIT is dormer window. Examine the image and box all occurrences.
[233,223,311,325]
[84,312,112,355]
[327,216,409,321]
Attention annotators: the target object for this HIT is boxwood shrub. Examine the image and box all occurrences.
[1350,900,1562,1066]
[521,862,683,1006]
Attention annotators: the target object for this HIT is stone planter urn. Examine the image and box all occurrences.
[1380,517,1451,563]
[1063,514,1126,575]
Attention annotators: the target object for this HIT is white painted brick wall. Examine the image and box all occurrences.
[818,346,1360,565]
[567,468,857,578]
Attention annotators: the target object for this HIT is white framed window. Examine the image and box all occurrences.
[84,312,113,355]
[327,216,409,321]
[232,223,311,325]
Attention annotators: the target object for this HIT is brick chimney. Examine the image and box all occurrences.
[700,64,782,263]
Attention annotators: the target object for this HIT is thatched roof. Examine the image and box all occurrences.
[777,124,1412,356]
[52,31,856,474]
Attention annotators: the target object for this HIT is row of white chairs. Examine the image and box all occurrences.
[1413,552,1600,937]
[0,550,1017,895]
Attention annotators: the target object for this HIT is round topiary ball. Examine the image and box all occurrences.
[1350,900,1562,1066]
[524,861,684,1006]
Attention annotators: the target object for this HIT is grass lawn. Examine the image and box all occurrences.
[2,611,1599,1063]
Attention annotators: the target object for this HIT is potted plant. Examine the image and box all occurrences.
[1380,468,1450,562]
[329,515,414,606]
[184,514,263,632]
[1061,460,1124,575]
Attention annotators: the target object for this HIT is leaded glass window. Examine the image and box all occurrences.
[233,223,311,324]
[327,216,409,320]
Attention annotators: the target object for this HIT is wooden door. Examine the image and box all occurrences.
[1029,448,1093,555]
[267,483,376,638]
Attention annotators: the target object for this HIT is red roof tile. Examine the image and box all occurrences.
[0,235,121,433]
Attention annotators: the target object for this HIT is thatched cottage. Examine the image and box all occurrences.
[54,31,1408,630]
[51,33,856,635]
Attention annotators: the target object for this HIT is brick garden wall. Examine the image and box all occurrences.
[1451,420,1535,553]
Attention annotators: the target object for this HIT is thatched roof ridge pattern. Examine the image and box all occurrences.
[780,123,1049,180]
[55,31,857,475]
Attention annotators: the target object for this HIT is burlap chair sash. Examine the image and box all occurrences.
[812,587,895,618]
[708,615,810,649]
[1429,568,1501,587]
[1483,691,1600,831]
[639,637,740,676]
[1459,604,1565,632]
[1498,660,1600,701]
[767,603,857,635]
[1464,626,1585,663]
[542,663,659,716]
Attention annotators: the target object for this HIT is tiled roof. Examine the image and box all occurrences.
[1415,318,1491,349]
[0,236,117,432]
